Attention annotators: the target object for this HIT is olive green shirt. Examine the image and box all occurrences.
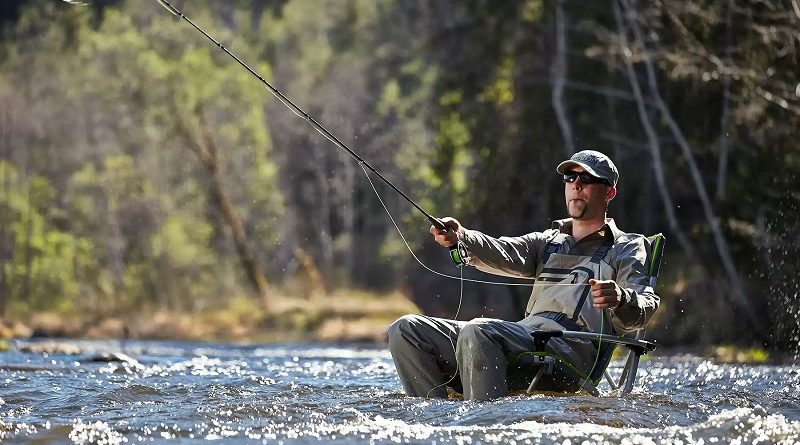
[461,218,660,334]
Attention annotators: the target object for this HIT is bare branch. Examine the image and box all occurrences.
[551,0,574,156]
[716,0,734,203]
[173,104,270,308]
[612,0,698,268]
[621,0,762,332]
[755,86,800,116]
[521,75,645,103]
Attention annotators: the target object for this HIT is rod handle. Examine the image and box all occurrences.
[429,217,467,266]
[429,216,447,232]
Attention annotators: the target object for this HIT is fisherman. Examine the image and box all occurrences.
[388,150,660,400]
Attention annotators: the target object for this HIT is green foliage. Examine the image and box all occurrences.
[0,161,85,314]
[480,56,515,107]
[0,1,287,315]
[0,0,797,349]
[151,216,214,269]
[714,346,770,364]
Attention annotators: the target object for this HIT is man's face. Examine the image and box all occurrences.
[563,166,616,220]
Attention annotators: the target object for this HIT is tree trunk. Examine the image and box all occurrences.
[208,160,270,306]
[250,1,265,35]
[605,94,623,165]
[620,0,760,332]
[612,0,697,262]
[308,148,334,285]
[716,0,734,203]
[341,154,356,287]
[104,193,126,302]
[22,184,33,304]
[174,108,270,309]
[0,109,10,315]
[551,0,574,157]
[0,216,6,315]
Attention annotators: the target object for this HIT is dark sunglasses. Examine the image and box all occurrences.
[562,171,611,186]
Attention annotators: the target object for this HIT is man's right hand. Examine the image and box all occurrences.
[429,217,464,247]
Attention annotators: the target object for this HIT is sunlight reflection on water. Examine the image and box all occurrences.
[1,340,799,444]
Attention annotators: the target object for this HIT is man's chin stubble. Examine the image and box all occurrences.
[568,201,586,219]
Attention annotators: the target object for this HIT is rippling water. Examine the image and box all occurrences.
[1,339,799,444]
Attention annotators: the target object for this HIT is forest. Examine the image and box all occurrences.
[0,0,798,355]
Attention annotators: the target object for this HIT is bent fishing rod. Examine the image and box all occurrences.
[153,0,467,257]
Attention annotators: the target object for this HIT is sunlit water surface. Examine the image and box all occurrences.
[1,339,799,444]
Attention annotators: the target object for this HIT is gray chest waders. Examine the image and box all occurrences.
[525,233,615,331]
[517,233,617,393]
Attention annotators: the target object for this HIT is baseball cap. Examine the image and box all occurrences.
[556,150,619,187]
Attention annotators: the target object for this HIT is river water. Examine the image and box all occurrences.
[1,339,798,444]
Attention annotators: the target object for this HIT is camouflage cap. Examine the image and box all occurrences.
[556,150,619,186]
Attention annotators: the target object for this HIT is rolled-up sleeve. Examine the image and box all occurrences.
[610,236,660,333]
[461,229,551,278]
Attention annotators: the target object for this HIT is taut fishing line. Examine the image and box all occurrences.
[150,0,544,288]
[361,162,463,398]
[152,0,446,232]
[53,0,611,396]
[363,163,604,396]
[138,0,605,396]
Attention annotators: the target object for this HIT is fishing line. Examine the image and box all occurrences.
[590,265,605,382]
[362,162,605,396]
[153,0,611,395]
[153,0,588,289]
[360,163,595,288]
[154,0,449,234]
[423,264,464,399]
[360,161,466,398]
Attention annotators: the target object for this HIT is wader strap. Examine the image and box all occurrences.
[542,230,613,268]
[541,242,560,267]
[570,235,616,322]
[589,233,614,264]
[536,231,616,323]
[536,311,585,332]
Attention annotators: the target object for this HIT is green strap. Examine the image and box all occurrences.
[646,233,665,278]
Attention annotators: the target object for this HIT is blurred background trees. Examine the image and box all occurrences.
[0,0,797,351]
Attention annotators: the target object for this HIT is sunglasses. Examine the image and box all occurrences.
[562,171,611,186]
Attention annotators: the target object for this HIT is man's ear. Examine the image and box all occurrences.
[606,186,617,202]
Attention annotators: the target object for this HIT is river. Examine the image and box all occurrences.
[1,339,798,444]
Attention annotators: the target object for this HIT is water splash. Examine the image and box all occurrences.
[765,188,800,362]
[1,342,798,444]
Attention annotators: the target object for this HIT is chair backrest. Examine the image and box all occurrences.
[587,233,666,383]
[646,233,666,288]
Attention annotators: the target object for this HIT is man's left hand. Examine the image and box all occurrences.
[589,279,623,309]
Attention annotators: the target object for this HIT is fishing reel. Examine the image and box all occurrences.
[448,240,469,267]
[432,218,468,267]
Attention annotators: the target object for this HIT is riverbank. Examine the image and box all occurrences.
[0,290,419,344]
[1,292,786,364]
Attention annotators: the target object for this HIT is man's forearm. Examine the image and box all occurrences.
[611,288,660,333]
[461,229,539,278]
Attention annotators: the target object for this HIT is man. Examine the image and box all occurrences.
[388,150,659,401]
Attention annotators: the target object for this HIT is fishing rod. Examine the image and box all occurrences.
[111,3,610,396]
[153,0,471,263]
